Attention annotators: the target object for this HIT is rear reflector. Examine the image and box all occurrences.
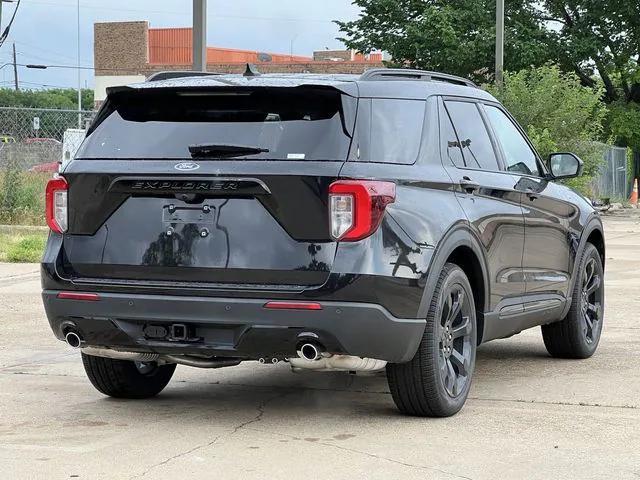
[264,301,322,311]
[57,292,100,301]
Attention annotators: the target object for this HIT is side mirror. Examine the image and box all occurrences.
[548,153,583,180]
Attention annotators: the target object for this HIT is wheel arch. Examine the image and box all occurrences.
[417,226,490,344]
[586,226,605,267]
[561,216,606,319]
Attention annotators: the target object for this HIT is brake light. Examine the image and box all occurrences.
[45,176,68,233]
[328,180,395,241]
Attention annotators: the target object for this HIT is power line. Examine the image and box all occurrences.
[14,40,89,64]
[0,0,20,48]
[0,79,74,88]
[21,0,340,23]
[17,62,138,73]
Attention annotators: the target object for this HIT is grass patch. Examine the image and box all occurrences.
[0,170,50,226]
[0,232,47,263]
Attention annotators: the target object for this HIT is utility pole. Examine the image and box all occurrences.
[12,42,18,90]
[77,0,82,128]
[495,0,505,87]
[193,0,207,71]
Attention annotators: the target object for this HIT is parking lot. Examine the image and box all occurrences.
[0,214,638,479]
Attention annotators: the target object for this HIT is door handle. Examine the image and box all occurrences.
[459,177,480,193]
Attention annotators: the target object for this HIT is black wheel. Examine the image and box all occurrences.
[542,243,604,359]
[387,263,477,417]
[81,353,176,399]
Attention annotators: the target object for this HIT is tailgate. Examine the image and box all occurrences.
[60,85,356,288]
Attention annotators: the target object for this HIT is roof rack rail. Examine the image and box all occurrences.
[360,68,477,88]
[146,71,222,82]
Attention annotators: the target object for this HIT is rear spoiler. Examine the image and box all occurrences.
[106,76,359,98]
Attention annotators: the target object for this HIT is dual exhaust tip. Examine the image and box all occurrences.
[65,330,83,349]
[298,342,323,362]
[258,343,324,364]
[65,329,325,362]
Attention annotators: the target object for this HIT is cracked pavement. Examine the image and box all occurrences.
[1,215,639,479]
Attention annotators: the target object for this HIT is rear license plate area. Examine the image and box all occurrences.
[163,204,215,225]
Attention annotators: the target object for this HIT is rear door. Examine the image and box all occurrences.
[439,97,526,316]
[61,86,356,289]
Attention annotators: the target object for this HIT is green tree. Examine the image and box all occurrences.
[486,65,608,195]
[0,88,93,110]
[535,1,640,188]
[336,0,550,81]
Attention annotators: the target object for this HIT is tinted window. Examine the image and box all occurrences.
[355,98,425,164]
[441,109,465,168]
[78,88,353,160]
[485,105,540,176]
[445,101,499,171]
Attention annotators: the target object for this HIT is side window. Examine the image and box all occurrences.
[485,105,540,176]
[440,108,465,168]
[356,98,426,164]
[444,101,500,171]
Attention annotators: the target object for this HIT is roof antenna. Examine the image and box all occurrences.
[244,64,261,77]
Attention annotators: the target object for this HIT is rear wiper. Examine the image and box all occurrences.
[188,143,269,158]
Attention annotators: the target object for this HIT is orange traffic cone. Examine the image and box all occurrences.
[631,178,639,206]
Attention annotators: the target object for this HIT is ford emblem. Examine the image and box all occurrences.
[174,162,200,172]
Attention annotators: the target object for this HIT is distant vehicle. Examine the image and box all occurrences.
[24,137,62,146]
[42,69,606,417]
[29,161,60,173]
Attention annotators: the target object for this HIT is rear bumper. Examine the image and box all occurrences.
[42,291,425,363]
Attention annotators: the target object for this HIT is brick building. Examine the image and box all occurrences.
[94,21,385,105]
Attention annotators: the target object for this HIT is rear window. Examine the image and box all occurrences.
[77,87,354,161]
[353,98,426,164]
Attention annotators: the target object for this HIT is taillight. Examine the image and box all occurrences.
[328,180,395,241]
[45,176,68,233]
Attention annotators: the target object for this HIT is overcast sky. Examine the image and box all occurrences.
[0,0,361,90]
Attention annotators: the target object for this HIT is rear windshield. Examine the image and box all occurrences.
[77,87,354,161]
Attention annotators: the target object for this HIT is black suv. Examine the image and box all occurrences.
[41,69,605,417]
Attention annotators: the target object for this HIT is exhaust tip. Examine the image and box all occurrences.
[65,331,82,349]
[299,343,323,362]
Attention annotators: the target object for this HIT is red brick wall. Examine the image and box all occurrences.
[94,21,149,75]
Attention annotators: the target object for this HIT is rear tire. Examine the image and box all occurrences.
[387,263,477,417]
[81,353,176,399]
[541,243,604,359]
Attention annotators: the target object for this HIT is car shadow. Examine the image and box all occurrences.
[88,338,559,420]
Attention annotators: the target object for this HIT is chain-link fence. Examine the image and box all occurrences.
[0,107,96,225]
[0,106,95,171]
[596,146,629,201]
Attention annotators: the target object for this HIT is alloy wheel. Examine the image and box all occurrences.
[438,285,473,397]
[581,257,604,344]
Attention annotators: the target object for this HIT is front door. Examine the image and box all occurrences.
[482,103,573,321]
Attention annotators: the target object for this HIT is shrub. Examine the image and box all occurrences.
[6,235,47,263]
[0,169,49,226]
[486,65,608,197]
